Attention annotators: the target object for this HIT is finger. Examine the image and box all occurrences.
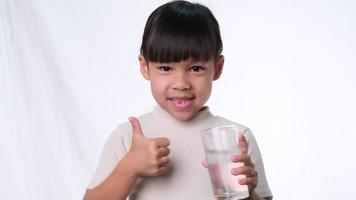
[156,166,169,176]
[231,166,258,177]
[158,156,170,167]
[129,117,145,138]
[153,137,170,147]
[238,132,248,154]
[231,154,253,167]
[238,177,258,191]
[201,159,208,168]
[157,147,170,157]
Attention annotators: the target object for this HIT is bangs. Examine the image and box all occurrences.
[140,1,222,63]
[144,21,218,63]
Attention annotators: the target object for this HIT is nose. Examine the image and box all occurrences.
[172,72,191,91]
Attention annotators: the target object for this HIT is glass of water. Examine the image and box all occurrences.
[201,125,249,200]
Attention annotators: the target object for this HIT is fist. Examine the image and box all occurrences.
[127,117,170,176]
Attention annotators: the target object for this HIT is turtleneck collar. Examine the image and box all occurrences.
[151,105,213,128]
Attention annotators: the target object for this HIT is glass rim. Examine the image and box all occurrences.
[201,124,237,134]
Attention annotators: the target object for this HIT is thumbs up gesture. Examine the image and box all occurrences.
[126,117,171,177]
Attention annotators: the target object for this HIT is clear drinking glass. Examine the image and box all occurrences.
[201,125,249,200]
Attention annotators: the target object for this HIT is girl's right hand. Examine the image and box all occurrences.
[126,117,171,177]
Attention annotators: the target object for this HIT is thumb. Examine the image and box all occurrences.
[238,132,248,154]
[129,116,145,138]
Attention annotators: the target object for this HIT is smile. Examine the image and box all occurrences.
[168,96,196,109]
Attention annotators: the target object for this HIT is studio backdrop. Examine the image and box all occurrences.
[1,0,355,199]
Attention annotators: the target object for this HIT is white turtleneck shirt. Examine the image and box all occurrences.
[87,106,272,199]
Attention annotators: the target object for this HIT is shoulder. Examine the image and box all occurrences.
[212,115,250,133]
[106,111,153,151]
[211,115,256,143]
[111,111,153,136]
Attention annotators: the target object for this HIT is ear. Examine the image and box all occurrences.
[213,55,224,80]
[139,54,150,80]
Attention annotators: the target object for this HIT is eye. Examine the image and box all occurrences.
[190,66,205,72]
[158,66,172,72]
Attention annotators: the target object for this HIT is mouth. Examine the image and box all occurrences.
[168,96,196,109]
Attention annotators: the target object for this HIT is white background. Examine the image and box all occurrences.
[1,0,355,199]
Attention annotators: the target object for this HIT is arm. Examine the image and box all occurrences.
[83,156,138,200]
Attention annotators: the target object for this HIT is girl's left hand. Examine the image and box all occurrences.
[230,133,258,194]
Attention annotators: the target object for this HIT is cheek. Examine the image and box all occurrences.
[150,79,166,97]
[195,77,213,98]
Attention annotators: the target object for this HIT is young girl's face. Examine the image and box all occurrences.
[140,55,224,121]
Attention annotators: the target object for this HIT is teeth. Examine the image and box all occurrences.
[170,97,194,101]
[177,99,189,104]
[170,97,194,108]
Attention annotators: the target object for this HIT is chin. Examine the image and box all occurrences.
[170,111,195,121]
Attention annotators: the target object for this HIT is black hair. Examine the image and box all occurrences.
[140,0,223,63]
